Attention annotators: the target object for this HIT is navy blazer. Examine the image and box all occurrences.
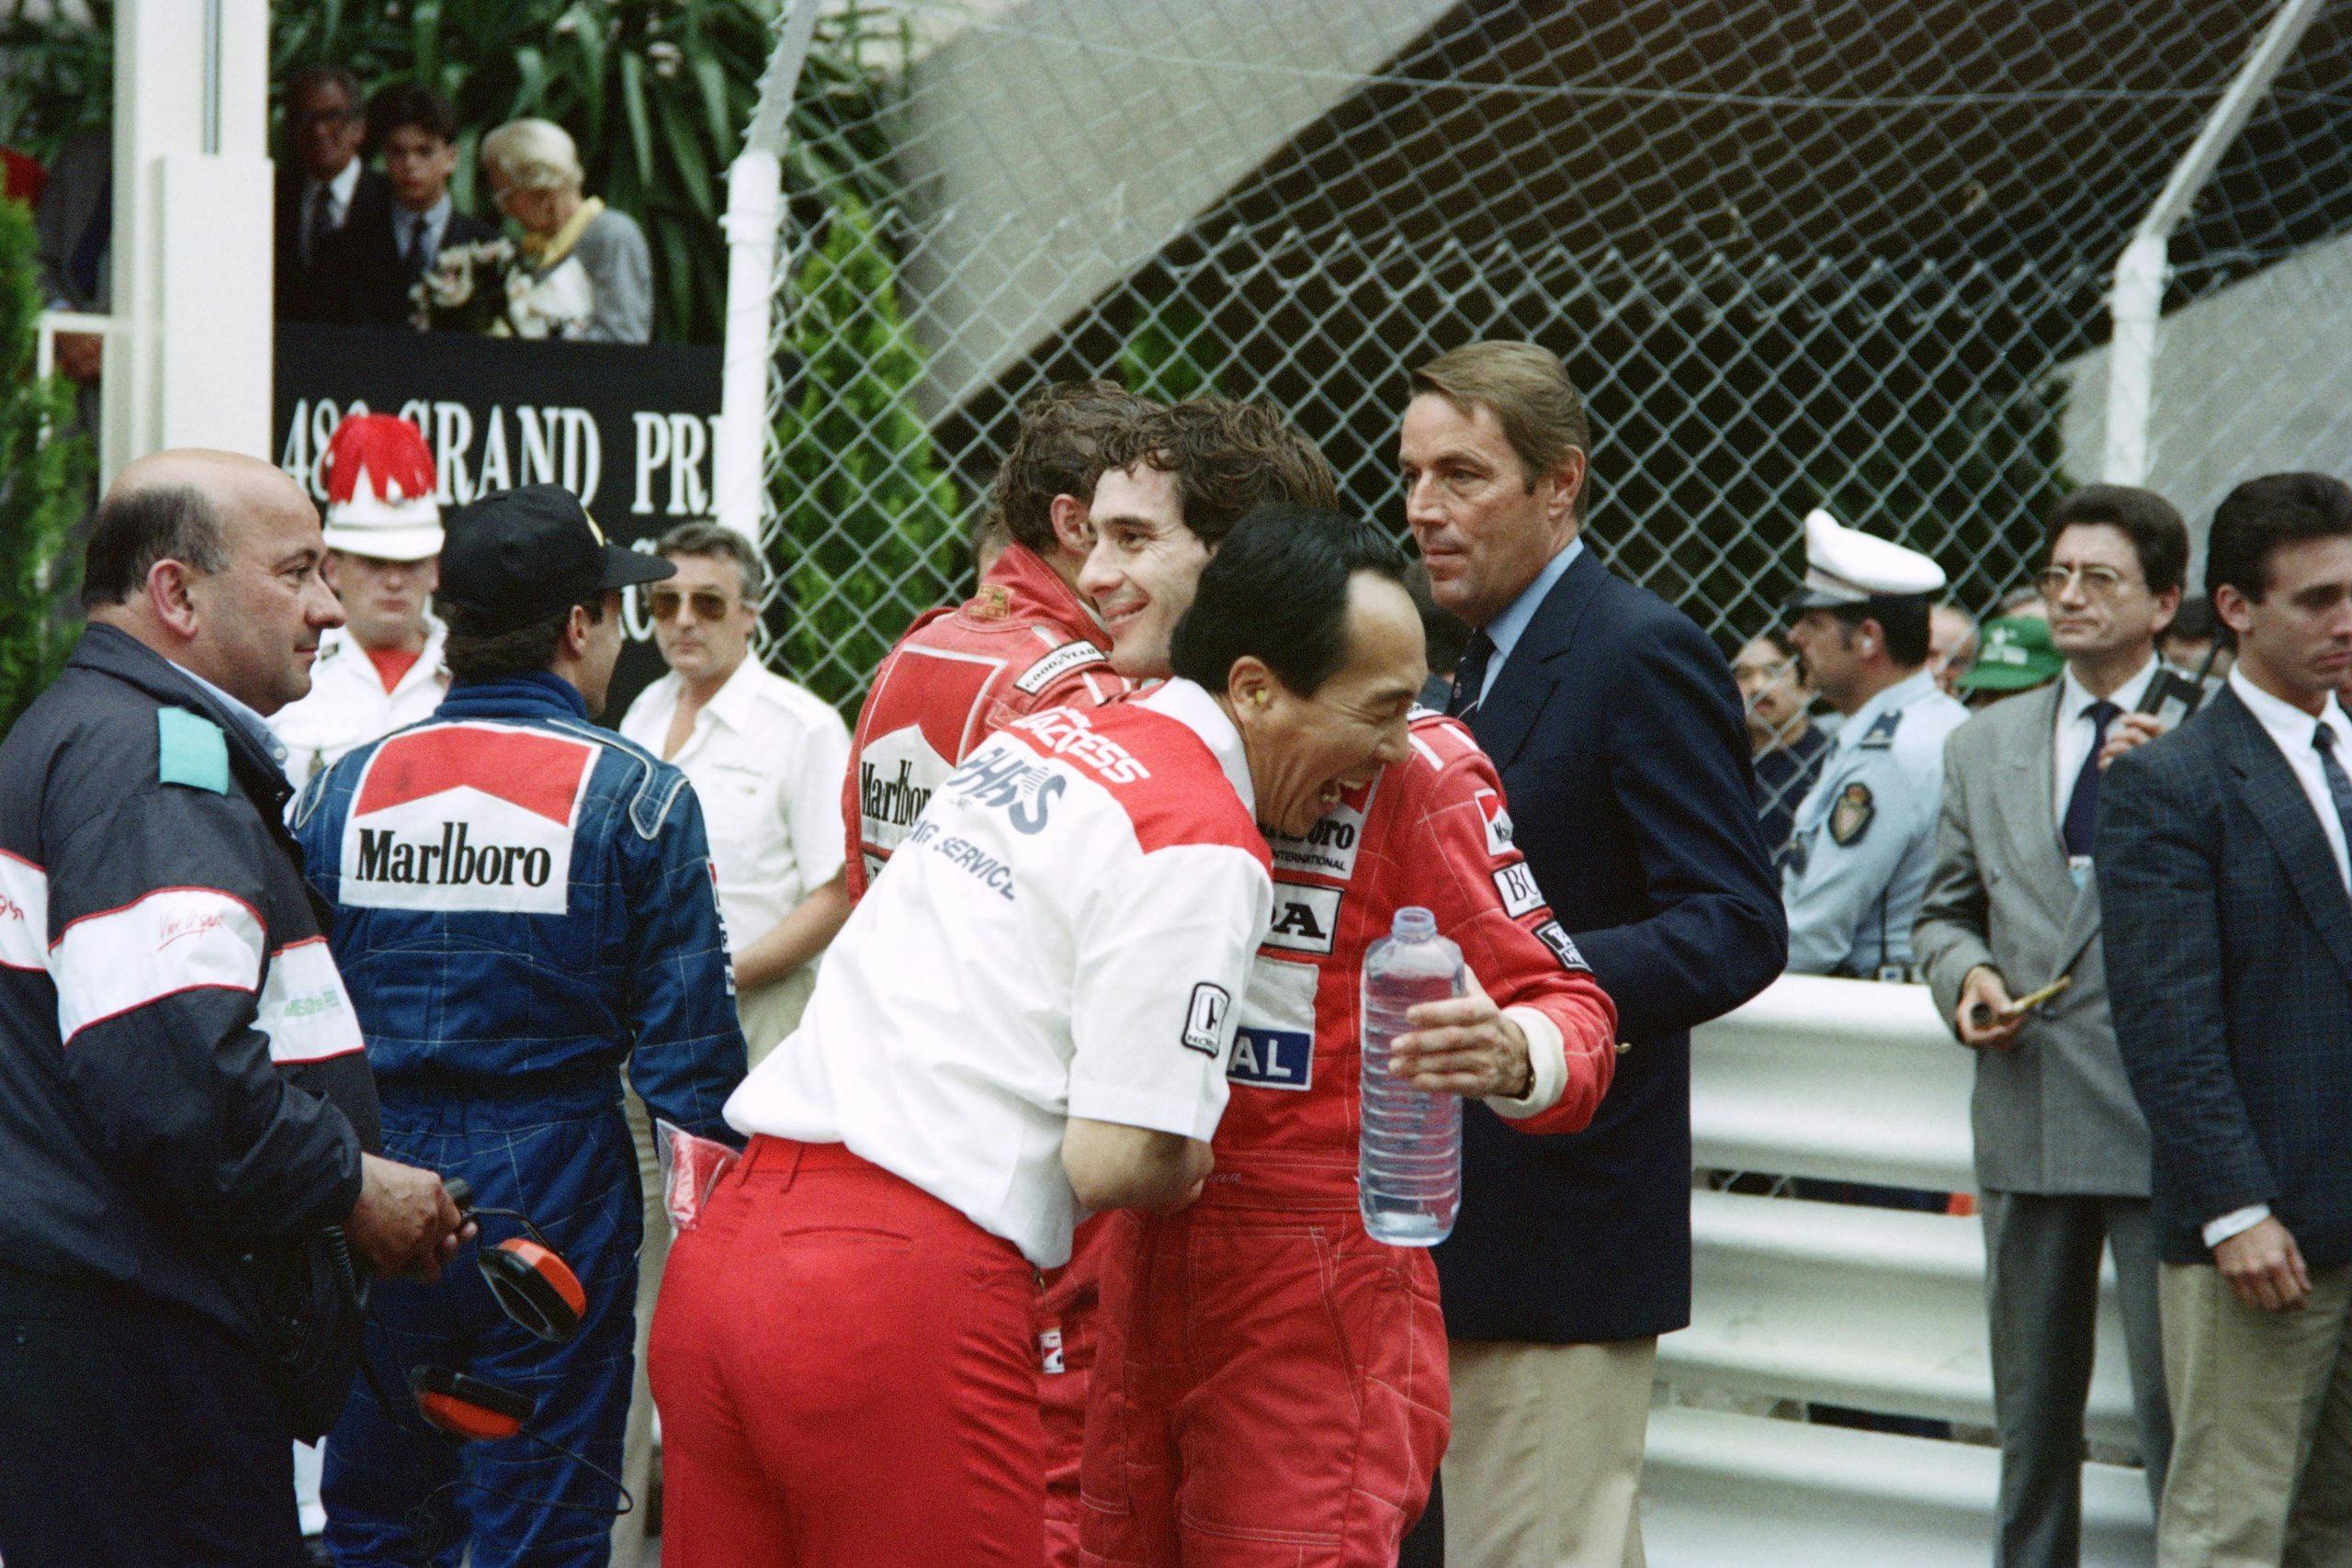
[2098,687,2352,1267]
[1436,547,1787,1343]
[321,198,500,331]
[273,165,391,323]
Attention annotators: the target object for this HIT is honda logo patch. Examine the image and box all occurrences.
[1182,982,1231,1055]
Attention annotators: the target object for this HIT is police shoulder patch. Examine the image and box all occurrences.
[1828,782,1875,846]
[1857,710,1902,750]
[156,707,231,795]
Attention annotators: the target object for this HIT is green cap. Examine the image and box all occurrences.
[1956,615,2062,692]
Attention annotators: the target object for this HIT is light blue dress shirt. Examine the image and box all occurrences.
[1474,536,1585,707]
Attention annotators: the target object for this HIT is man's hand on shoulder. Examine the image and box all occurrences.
[1955,964,2027,1051]
[347,1154,469,1281]
[2215,1215,2312,1313]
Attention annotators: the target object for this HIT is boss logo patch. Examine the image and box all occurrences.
[1182,982,1231,1055]
[1228,1026,1312,1090]
[1261,885,1343,955]
[1492,862,1544,919]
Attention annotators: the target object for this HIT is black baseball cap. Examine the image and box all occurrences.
[436,484,674,627]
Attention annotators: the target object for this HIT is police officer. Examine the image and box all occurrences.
[0,452,465,1568]
[1781,508,1968,979]
[295,485,749,1567]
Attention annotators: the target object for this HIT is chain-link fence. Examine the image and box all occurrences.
[747,0,2352,712]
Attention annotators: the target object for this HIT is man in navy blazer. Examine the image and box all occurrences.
[2099,472,2352,1566]
[1398,342,1786,1565]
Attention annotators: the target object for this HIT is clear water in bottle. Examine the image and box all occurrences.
[1359,906,1464,1246]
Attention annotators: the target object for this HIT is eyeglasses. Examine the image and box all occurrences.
[2038,564,2132,600]
[290,108,361,130]
[647,588,736,623]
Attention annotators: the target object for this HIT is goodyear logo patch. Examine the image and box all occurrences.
[1013,639,1106,695]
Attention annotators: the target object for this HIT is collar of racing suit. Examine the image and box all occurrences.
[978,542,1113,649]
[437,671,593,724]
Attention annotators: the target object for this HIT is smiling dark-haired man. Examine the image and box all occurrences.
[653,506,1431,1568]
[1077,473,1618,1566]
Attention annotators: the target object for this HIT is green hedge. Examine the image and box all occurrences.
[0,196,95,739]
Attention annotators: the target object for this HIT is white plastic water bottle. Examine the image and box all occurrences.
[1358,906,1464,1246]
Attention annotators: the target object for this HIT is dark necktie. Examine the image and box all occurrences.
[302,184,334,269]
[2061,699,2119,858]
[1448,631,1496,723]
[2312,726,2352,869]
[401,218,428,275]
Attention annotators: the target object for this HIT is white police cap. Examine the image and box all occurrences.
[1791,507,1947,610]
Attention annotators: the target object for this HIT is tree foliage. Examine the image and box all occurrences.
[1118,293,1218,403]
[0,195,94,739]
[769,197,961,713]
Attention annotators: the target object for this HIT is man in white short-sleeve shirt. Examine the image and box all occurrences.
[618,523,852,1060]
[612,521,850,1564]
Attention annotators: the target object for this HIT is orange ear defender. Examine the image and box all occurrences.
[442,1177,586,1344]
[410,1365,536,1442]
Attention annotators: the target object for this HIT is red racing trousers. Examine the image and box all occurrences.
[1042,1215,1113,1568]
[1079,1161,1449,1568]
[649,1136,1046,1568]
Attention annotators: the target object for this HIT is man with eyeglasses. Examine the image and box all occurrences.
[614,521,847,1562]
[619,522,852,1063]
[274,65,386,324]
[1915,486,2189,1567]
[1781,508,1969,980]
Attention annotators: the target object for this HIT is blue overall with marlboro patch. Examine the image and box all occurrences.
[294,672,746,1568]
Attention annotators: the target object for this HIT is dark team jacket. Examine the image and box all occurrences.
[0,625,377,1346]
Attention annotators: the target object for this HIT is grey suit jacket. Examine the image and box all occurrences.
[1913,682,2152,1195]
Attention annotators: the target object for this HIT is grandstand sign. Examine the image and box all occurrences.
[274,324,723,529]
[273,323,726,708]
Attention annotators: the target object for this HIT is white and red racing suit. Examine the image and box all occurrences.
[1080,711,1619,1568]
[839,539,1128,1566]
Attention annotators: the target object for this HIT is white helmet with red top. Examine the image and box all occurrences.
[322,413,442,560]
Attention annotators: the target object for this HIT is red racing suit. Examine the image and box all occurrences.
[839,538,1127,1566]
[1080,711,1619,1568]
[843,541,1126,901]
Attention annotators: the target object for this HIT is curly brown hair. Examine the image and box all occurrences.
[990,381,1158,555]
[1103,398,1340,547]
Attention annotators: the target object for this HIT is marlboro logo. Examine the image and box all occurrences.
[341,724,595,916]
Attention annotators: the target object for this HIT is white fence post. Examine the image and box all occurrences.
[711,0,822,551]
[2102,0,2327,485]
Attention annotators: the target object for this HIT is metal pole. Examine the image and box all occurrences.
[711,0,823,548]
[2104,0,2326,484]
